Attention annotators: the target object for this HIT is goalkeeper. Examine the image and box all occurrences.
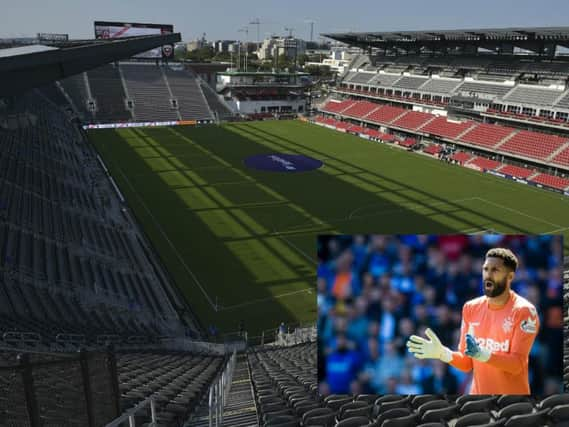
[406,248,539,394]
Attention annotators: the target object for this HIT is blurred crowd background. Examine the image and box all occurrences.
[317,235,564,396]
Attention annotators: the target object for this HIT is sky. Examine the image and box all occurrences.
[3,0,569,42]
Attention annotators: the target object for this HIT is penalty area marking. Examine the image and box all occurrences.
[473,197,562,229]
[217,288,314,311]
[347,197,479,221]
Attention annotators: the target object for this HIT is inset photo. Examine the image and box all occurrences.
[317,234,564,396]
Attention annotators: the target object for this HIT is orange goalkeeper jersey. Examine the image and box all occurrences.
[449,290,539,394]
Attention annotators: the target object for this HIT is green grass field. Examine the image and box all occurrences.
[89,120,569,334]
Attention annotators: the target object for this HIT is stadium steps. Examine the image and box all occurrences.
[455,122,479,140]
[494,129,520,150]
[415,115,438,131]
[388,109,409,124]
[362,105,384,120]
[160,67,183,121]
[500,84,519,100]
[553,88,569,106]
[527,171,541,180]
[199,80,234,121]
[117,65,134,120]
[83,72,94,105]
[187,354,258,426]
[547,140,569,162]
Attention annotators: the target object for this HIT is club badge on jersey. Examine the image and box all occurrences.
[520,317,537,334]
[502,316,514,333]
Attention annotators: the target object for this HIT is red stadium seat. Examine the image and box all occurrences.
[530,173,569,190]
[421,117,475,139]
[499,130,568,161]
[468,157,502,171]
[497,165,536,179]
[459,123,515,148]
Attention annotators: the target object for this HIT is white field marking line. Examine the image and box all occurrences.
[473,197,563,229]
[218,288,313,311]
[274,197,480,235]
[271,229,318,265]
[116,167,218,312]
[471,229,499,235]
[459,226,484,234]
[169,127,319,302]
[544,225,569,234]
[347,196,479,220]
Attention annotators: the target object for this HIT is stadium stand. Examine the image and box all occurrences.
[199,80,235,121]
[249,342,317,426]
[0,92,195,346]
[58,73,93,121]
[341,101,380,119]
[163,66,214,121]
[365,105,406,124]
[551,146,569,167]
[458,122,516,149]
[117,351,224,425]
[121,63,180,121]
[554,91,569,109]
[467,156,502,171]
[503,85,564,106]
[498,130,568,161]
[423,144,442,156]
[392,75,429,90]
[451,152,473,164]
[87,64,132,122]
[418,78,462,95]
[497,164,537,179]
[530,173,569,190]
[322,100,356,115]
[420,117,475,139]
[348,72,376,85]
[453,80,513,97]
[367,73,403,87]
[391,110,434,131]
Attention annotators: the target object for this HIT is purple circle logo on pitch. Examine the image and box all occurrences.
[244,154,323,172]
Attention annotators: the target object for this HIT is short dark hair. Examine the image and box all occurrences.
[485,247,518,272]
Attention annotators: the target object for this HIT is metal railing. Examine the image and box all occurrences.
[205,350,236,427]
[104,397,157,427]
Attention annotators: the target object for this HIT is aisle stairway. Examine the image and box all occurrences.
[187,354,258,426]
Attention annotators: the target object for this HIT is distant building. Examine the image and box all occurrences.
[215,40,236,54]
[186,35,208,52]
[216,70,312,116]
[257,37,306,61]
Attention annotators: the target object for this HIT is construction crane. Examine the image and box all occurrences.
[304,19,316,42]
[249,18,262,43]
[237,27,249,71]
[237,26,248,41]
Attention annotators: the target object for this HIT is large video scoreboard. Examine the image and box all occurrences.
[94,21,174,59]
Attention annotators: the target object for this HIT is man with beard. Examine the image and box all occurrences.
[407,248,539,394]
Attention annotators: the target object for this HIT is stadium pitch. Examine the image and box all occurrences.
[89,120,569,334]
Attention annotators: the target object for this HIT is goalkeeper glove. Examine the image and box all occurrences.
[465,334,491,362]
[406,328,452,363]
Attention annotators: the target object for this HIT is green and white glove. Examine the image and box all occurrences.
[406,328,452,363]
[465,334,491,362]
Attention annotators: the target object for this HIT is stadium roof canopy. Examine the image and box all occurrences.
[0,32,181,97]
[322,27,569,55]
